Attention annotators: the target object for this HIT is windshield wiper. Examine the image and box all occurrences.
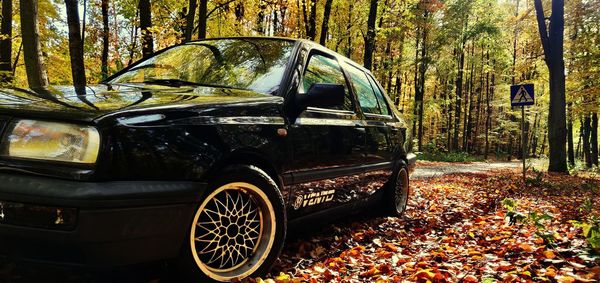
[142,79,202,87]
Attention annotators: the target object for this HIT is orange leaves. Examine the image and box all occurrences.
[556,275,577,283]
[543,250,556,259]
[383,242,399,252]
[518,243,535,253]
[264,170,599,283]
[341,245,365,258]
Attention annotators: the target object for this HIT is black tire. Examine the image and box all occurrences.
[177,165,286,283]
[383,161,410,217]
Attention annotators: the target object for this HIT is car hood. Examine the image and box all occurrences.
[0,84,281,123]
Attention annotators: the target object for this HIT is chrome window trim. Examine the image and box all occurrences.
[306,107,355,116]
[364,113,394,120]
[294,117,361,127]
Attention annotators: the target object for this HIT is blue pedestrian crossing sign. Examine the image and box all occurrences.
[510,84,535,107]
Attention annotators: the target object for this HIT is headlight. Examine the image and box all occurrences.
[2,120,100,164]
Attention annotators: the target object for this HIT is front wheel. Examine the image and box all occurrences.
[180,165,286,282]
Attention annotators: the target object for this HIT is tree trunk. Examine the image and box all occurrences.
[304,0,317,40]
[184,0,197,41]
[577,117,583,159]
[12,42,22,76]
[0,0,13,82]
[138,0,153,58]
[567,103,575,166]
[534,0,567,173]
[65,0,87,92]
[592,112,599,166]
[511,0,520,85]
[452,46,465,151]
[385,40,392,93]
[197,0,207,39]
[414,10,428,152]
[319,0,333,45]
[508,136,513,161]
[101,0,110,79]
[20,0,49,91]
[463,43,475,151]
[111,0,122,70]
[363,0,378,70]
[301,0,309,37]
[127,11,139,66]
[345,2,353,58]
[82,0,87,42]
[583,114,592,168]
[257,0,266,34]
[411,27,420,139]
[530,113,538,156]
[272,7,279,35]
[540,128,547,156]
[484,54,492,158]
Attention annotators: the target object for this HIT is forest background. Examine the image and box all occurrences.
[0,0,598,171]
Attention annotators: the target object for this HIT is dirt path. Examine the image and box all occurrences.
[411,161,521,179]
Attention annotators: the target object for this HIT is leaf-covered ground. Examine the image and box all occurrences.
[257,169,600,283]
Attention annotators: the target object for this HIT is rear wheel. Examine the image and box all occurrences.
[180,165,286,282]
[384,163,410,216]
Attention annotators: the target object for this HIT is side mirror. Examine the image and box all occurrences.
[296,83,345,111]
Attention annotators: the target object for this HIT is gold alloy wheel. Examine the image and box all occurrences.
[190,182,276,282]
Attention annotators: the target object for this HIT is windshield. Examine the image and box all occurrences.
[109,38,295,95]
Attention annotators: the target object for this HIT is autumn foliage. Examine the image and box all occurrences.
[251,170,599,282]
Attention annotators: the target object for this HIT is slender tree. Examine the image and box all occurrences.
[101,0,110,79]
[363,0,378,70]
[65,0,87,91]
[138,0,153,58]
[184,0,197,41]
[319,0,333,46]
[0,0,12,82]
[592,113,599,166]
[414,8,429,151]
[345,2,353,58]
[453,42,466,150]
[197,0,207,39]
[567,103,575,166]
[583,114,592,167]
[534,0,568,173]
[20,0,49,91]
[307,0,317,40]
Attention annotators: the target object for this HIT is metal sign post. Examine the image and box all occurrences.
[510,84,535,187]
[521,106,525,183]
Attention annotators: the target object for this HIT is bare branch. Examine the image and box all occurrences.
[207,0,236,18]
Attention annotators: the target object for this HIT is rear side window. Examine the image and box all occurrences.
[345,63,386,115]
[302,54,353,111]
[366,75,390,116]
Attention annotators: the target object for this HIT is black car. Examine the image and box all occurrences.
[0,37,415,282]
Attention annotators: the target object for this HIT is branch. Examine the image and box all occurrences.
[206,0,236,18]
[533,0,551,61]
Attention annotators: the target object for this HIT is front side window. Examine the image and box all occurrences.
[109,39,294,95]
[301,54,353,111]
[345,63,382,115]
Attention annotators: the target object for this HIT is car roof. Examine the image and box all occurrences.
[187,36,372,75]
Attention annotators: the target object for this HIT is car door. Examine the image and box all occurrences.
[343,62,396,197]
[285,50,367,219]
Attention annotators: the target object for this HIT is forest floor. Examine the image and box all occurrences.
[1,162,599,283]
[411,160,521,179]
[260,164,600,283]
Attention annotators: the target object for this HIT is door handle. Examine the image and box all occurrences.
[355,127,366,133]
